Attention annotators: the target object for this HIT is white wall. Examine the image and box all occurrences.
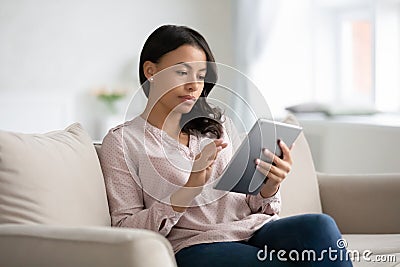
[0,0,234,139]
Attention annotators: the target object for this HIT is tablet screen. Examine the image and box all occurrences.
[213,118,302,195]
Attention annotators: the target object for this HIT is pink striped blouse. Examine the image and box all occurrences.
[99,116,281,253]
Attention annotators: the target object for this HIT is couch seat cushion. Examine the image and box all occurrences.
[343,234,400,267]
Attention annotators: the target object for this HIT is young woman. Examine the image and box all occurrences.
[99,25,352,267]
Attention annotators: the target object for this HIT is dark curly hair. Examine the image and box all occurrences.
[139,25,224,138]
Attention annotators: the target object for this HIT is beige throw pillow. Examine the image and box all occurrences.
[0,123,110,226]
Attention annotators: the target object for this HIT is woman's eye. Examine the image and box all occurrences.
[176,71,188,76]
[198,74,206,81]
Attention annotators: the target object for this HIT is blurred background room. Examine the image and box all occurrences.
[1,0,399,174]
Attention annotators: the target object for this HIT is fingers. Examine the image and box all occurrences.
[205,139,227,160]
[193,139,227,172]
[263,168,284,185]
[256,140,294,181]
[213,139,228,149]
[261,149,291,174]
[261,140,292,166]
[279,140,293,163]
[255,159,288,180]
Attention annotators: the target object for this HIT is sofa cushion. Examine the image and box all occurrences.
[279,114,322,217]
[0,123,110,226]
[343,234,400,267]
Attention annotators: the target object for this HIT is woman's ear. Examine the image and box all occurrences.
[143,61,157,80]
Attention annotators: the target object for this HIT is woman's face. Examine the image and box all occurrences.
[145,45,207,115]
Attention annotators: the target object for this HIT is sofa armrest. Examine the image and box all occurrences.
[317,172,400,234]
[0,224,177,267]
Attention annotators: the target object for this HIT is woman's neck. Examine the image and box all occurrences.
[141,104,183,140]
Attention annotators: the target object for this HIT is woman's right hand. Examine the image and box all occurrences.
[186,139,228,188]
[171,139,227,212]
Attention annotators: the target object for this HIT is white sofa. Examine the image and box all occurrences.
[0,115,399,267]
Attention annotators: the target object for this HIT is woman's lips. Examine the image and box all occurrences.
[179,95,196,102]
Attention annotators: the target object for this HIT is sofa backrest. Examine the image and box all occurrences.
[0,123,111,226]
[279,114,322,217]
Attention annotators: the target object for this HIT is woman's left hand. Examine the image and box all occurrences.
[255,140,294,198]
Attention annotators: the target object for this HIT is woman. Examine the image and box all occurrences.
[99,25,352,267]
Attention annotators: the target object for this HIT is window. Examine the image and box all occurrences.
[340,16,373,105]
[246,0,400,115]
[313,0,400,112]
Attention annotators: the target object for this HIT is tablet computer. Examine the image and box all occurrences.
[213,118,302,195]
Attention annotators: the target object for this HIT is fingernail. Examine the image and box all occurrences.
[280,140,286,146]
[263,148,270,154]
[255,159,260,165]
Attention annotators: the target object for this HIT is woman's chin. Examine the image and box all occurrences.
[173,102,196,114]
[178,107,195,115]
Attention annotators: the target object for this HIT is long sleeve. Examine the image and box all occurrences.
[98,128,183,236]
[246,189,281,215]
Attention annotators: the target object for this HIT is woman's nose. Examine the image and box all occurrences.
[185,77,201,92]
[186,81,202,93]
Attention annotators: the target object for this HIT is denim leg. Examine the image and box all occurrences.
[175,241,299,267]
[247,214,353,267]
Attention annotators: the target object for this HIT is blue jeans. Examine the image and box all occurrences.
[175,214,353,267]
